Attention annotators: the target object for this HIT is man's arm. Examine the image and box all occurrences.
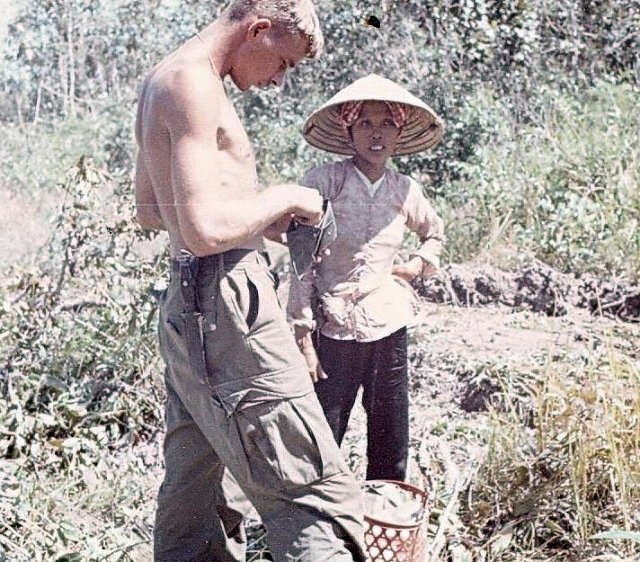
[135,152,166,231]
[162,72,321,256]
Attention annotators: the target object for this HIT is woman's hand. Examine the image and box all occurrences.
[393,256,439,282]
[301,344,328,383]
[392,256,425,282]
[294,326,328,383]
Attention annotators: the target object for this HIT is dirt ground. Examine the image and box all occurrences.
[344,291,639,474]
[337,262,639,560]
[0,186,54,270]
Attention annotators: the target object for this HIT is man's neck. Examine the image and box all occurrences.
[352,156,387,183]
[193,19,242,80]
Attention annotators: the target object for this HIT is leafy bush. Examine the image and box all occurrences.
[2,0,638,191]
[437,80,640,279]
[0,101,134,194]
[0,158,166,469]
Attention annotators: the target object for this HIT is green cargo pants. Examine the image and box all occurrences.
[154,249,365,562]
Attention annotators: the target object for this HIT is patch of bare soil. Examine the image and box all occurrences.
[0,186,56,271]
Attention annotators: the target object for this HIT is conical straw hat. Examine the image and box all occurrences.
[302,74,444,156]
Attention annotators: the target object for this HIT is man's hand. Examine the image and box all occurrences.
[263,213,294,243]
[294,326,328,383]
[284,185,324,226]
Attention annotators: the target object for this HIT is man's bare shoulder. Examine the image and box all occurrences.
[143,61,225,130]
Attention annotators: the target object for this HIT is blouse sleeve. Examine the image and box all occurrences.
[405,178,446,271]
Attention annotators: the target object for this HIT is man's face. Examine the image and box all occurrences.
[231,23,310,91]
[350,101,401,166]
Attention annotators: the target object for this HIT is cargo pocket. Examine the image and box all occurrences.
[201,272,260,385]
[244,268,306,375]
[236,399,325,491]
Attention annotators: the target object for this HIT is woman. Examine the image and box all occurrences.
[287,74,446,481]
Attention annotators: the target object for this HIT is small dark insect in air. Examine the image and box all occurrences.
[364,14,381,29]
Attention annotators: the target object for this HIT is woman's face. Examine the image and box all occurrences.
[350,101,401,166]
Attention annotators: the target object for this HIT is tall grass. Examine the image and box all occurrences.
[0,101,134,195]
[468,344,640,560]
[440,80,640,279]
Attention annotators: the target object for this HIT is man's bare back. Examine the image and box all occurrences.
[135,18,322,256]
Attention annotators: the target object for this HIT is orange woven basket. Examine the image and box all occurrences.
[363,480,429,562]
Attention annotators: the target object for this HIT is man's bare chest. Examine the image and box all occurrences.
[216,106,256,169]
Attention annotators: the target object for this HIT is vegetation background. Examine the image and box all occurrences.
[0,1,638,561]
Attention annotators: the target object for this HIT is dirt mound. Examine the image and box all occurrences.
[416,263,509,307]
[416,260,639,322]
[576,276,640,322]
[511,264,574,316]
[416,260,573,315]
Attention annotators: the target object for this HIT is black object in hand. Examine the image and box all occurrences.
[287,200,337,280]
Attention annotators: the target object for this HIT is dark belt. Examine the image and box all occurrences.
[170,248,263,277]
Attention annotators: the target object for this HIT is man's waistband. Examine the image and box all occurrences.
[170,248,269,277]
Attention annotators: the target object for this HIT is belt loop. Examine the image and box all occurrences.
[209,252,225,330]
[177,249,200,314]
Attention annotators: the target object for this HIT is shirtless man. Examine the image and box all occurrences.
[134,1,365,561]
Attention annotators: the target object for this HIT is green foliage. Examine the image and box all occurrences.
[0,102,134,194]
[0,158,168,559]
[0,445,158,561]
[1,3,639,560]
[3,0,639,276]
[0,158,166,469]
[439,80,640,279]
[0,0,220,122]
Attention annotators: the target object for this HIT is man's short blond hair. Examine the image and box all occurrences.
[227,0,324,59]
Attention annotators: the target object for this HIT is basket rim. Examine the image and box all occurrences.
[363,479,429,529]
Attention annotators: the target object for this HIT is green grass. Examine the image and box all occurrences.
[0,102,134,195]
[439,80,640,279]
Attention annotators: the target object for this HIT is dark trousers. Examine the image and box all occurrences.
[314,327,409,481]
